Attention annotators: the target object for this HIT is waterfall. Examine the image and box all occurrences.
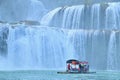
[41,7,62,26]
[107,31,118,70]
[105,2,120,29]
[39,2,120,70]
[41,5,85,29]
[67,30,87,61]
[0,25,76,70]
[0,24,9,56]
[0,1,120,70]
[91,4,100,29]
[0,24,120,70]
[62,5,85,29]
[41,2,120,30]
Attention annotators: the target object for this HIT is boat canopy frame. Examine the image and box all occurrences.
[66,59,79,64]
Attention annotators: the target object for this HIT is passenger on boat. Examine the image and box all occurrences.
[80,62,84,72]
[67,63,71,71]
[66,59,89,72]
[84,62,89,72]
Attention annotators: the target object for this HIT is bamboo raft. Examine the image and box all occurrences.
[57,71,96,74]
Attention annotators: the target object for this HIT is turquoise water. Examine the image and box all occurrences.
[0,70,120,80]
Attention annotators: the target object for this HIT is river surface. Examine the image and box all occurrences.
[0,70,120,80]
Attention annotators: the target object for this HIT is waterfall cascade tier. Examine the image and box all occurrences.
[0,24,75,70]
[0,23,120,70]
[41,2,120,30]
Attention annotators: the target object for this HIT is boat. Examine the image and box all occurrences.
[57,59,96,74]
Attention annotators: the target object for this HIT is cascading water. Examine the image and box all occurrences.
[91,4,100,29]
[40,2,120,70]
[107,31,118,70]
[41,2,120,30]
[0,24,120,70]
[41,5,85,29]
[41,7,62,26]
[67,30,87,61]
[0,25,75,70]
[0,0,120,71]
[0,25,9,56]
[105,2,120,29]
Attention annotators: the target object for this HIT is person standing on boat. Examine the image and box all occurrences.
[84,62,89,72]
[67,63,71,72]
[80,62,84,72]
[79,62,81,72]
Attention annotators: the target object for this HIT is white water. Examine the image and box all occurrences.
[67,30,87,61]
[0,26,75,70]
[107,31,118,70]
[41,2,120,29]
[41,7,62,26]
[1,24,120,70]
[91,4,100,29]
[105,2,120,29]
[0,1,120,71]
[39,2,120,70]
